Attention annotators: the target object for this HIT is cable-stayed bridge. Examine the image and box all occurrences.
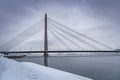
[0,14,119,56]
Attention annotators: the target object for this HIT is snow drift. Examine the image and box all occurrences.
[0,57,92,80]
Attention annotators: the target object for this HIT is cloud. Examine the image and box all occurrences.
[0,0,120,50]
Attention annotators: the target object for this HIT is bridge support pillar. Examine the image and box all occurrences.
[44,51,49,57]
[44,13,49,57]
[44,13,49,66]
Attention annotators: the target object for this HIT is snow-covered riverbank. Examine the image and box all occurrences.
[0,57,92,80]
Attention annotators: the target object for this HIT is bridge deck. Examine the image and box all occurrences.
[1,50,120,54]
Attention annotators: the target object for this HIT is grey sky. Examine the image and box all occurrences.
[0,0,120,50]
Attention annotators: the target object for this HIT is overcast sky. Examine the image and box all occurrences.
[0,0,120,50]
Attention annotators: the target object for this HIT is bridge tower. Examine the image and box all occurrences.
[44,13,49,57]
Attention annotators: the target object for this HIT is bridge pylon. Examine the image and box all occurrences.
[44,13,49,57]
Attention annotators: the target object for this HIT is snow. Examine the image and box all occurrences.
[0,57,92,80]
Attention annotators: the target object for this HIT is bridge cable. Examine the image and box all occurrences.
[48,24,87,50]
[48,18,112,49]
[48,28,70,49]
[48,22,99,50]
[0,18,44,51]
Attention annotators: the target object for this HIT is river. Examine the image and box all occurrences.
[14,56,120,80]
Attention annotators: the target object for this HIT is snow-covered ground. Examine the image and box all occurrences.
[0,57,92,80]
